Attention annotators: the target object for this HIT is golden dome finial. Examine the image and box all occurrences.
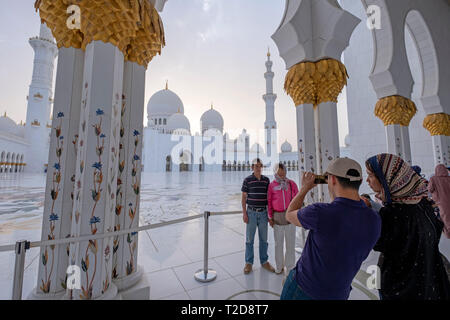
[211,102,213,110]
[165,80,168,90]
[3,111,6,117]
[267,47,270,58]
[177,107,181,113]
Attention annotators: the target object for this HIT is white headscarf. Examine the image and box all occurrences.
[273,163,289,190]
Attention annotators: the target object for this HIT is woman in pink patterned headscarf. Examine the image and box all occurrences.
[366,153,450,300]
[429,164,450,238]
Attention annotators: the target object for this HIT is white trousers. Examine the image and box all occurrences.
[273,223,296,273]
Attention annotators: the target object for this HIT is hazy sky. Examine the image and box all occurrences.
[0,0,349,149]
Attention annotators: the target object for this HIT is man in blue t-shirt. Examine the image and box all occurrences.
[281,157,381,300]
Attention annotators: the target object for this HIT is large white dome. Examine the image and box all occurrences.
[281,140,292,153]
[0,114,18,135]
[201,107,224,133]
[167,112,191,135]
[147,88,184,118]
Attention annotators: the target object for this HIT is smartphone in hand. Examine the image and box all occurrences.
[314,175,328,184]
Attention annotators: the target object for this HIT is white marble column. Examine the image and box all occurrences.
[431,135,450,166]
[296,104,318,204]
[112,61,146,291]
[67,41,124,300]
[32,47,85,299]
[319,102,341,202]
[385,124,412,164]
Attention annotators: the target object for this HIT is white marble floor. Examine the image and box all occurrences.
[1,173,449,300]
[4,214,441,300]
[133,215,386,300]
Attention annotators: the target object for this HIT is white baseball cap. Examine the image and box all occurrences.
[325,157,363,181]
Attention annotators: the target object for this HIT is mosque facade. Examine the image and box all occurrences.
[141,51,299,173]
[1,23,299,174]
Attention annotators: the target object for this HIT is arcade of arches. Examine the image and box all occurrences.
[0,151,25,173]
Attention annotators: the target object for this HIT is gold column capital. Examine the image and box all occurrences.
[284,58,348,107]
[423,113,450,136]
[35,0,165,67]
[79,0,141,54]
[35,0,84,49]
[125,0,165,67]
[374,95,417,126]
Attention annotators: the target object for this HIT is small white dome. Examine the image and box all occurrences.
[0,114,18,135]
[250,143,264,154]
[201,107,224,134]
[147,88,184,118]
[167,112,191,135]
[281,140,292,153]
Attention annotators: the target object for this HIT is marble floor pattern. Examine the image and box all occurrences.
[2,213,448,300]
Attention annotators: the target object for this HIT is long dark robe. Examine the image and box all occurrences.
[375,198,450,300]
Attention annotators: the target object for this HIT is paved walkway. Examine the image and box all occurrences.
[119,214,382,300]
[1,213,449,300]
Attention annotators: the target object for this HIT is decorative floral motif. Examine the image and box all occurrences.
[66,83,89,300]
[90,216,101,225]
[126,126,141,276]
[112,98,127,279]
[40,112,65,293]
[79,107,105,300]
[92,162,103,170]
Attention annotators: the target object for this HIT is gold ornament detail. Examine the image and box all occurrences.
[34,0,84,49]
[34,0,165,67]
[284,59,348,108]
[126,0,165,67]
[374,95,417,126]
[79,0,141,53]
[423,113,450,136]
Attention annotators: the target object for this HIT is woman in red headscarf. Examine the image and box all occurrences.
[365,154,450,300]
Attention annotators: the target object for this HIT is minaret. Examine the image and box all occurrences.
[263,48,277,157]
[25,23,58,173]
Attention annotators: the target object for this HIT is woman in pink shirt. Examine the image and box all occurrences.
[268,163,299,274]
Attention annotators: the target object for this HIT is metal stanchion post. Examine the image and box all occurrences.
[194,211,217,283]
[12,240,30,300]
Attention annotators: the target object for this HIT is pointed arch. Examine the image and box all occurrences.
[405,9,441,114]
